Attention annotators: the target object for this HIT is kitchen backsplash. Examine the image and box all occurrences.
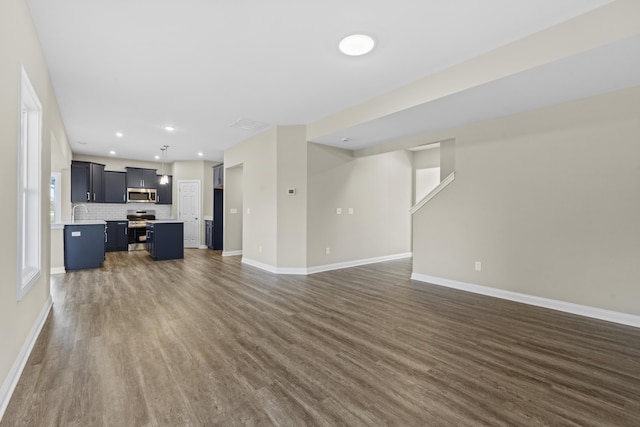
[72,203,172,221]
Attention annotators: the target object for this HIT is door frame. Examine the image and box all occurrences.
[177,179,201,248]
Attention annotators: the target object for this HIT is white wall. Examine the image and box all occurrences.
[276,126,307,269]
[307,143,413,267]
[0,0,69,416]
[413,146,441,204]
[51,117,73,275]
[223,165,243,254]
[412,85,640,316]
[203,160,217,221]
[415,168,440,202]
[72,154,164,173]
[225,128,278,265]
[223,127,412,270]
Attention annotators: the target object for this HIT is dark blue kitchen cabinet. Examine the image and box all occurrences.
[156,174,172,204]
[71,161,105,203]
[106,221,128,252]
[126,167,157,189]
[146,222,183,260]
[64,223,106,270]
[104,171,127,203]
[213,188,223,250]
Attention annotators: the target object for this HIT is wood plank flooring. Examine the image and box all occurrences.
[2,250,640,426]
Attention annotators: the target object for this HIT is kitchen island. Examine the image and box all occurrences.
[63,220,106,270]
[146,220,184,260]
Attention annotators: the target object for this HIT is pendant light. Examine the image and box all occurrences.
[160,145,169,185]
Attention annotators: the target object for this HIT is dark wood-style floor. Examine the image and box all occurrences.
[2,250,640,426]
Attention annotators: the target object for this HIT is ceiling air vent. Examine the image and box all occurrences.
[229,118,271,132]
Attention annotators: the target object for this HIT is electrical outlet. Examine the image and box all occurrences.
[247,208,251,214]
[348,208,354,215]
[325,247,331,255]
[230,208,237,214]
[259,245,262,253]
[336,208,342,215]
[475,261,482,271]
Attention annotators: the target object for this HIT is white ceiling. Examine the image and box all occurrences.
[313,34,640,150]
[26,0,613,162]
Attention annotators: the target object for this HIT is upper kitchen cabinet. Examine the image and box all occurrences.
[71,161,105,203]
[156,174,173,205]
[104,171,127,203]
[213,164,224,188]
[126,167,157,189]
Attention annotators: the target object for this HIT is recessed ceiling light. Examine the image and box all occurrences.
[154,155,160,160]
[339,34,375,56]
[115,132,123,138]
[109,150,116,155]
[197,152,203,157]
[164,126,175,132]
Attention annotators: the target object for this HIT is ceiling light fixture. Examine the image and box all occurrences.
[115,132,123,138]
[109,150,116,155]
[339,34,375,56]
[164,126,175,132]
[197,152,203,157]
[160,145,170,185]
[154,155,160,160]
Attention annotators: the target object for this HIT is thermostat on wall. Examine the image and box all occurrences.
[287,188,296,195]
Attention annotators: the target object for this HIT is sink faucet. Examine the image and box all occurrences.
[72,204,89,223]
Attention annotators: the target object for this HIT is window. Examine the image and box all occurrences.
[50,172,61,224]
[17,66,42,301]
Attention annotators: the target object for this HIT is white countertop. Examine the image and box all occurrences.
[63,220,107,226]
[147,220,184,224]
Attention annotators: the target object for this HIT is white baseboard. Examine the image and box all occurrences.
[0,295,53,421]
[241,258,278,273]
[50,267,65,275]
[411,273,640,329]
[307,252,413,275]
[198,245,208,249]
[242,252,413,276]
[222,250,243,257]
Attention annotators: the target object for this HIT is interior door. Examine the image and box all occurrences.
[178,180,200,248]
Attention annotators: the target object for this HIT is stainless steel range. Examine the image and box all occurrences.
[127,210,156,251]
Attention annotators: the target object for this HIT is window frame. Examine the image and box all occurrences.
[50,172,62,225]
[17,65,43,301]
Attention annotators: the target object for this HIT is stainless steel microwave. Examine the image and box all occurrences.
[127,188,157,203]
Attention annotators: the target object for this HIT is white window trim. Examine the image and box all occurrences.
[51,171,62,226]
[17,65,43,301]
